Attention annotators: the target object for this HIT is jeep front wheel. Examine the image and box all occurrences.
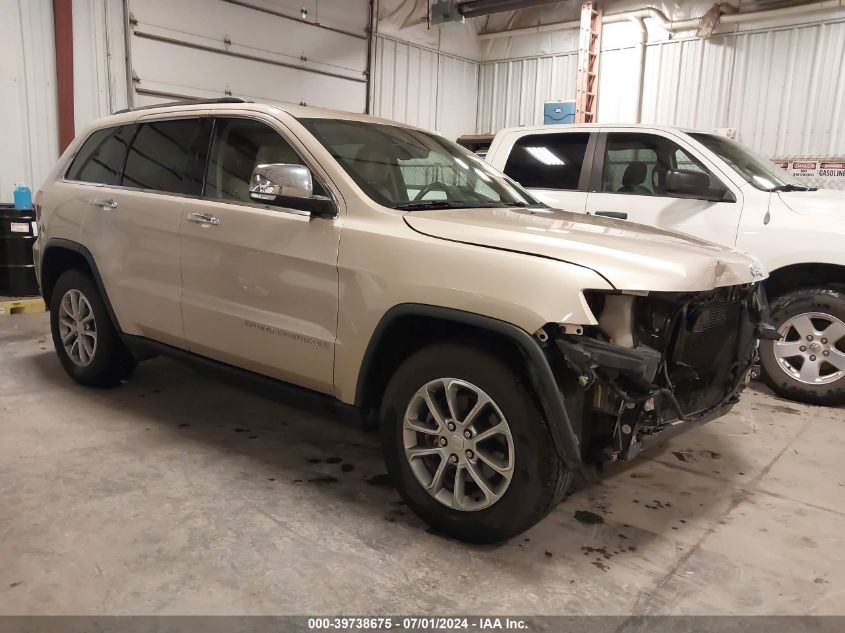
[759,288,845,406]
[380,343,571,543]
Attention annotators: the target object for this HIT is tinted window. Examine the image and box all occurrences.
[601,133,717,197]
[205,118,325,204]
[122,118,210,195]
[67,125,137,185]
[503,133,590,190]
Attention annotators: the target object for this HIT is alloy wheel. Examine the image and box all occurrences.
[773,311,845,385]
[58,289,98,367]
[402,378,515,512]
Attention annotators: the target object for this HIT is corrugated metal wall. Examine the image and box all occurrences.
[603,19,845,157]
[477,53,578,133]
[371,34,479,141]
[0,0,58,202]
[477,17,845,157]
[4,2,844,203]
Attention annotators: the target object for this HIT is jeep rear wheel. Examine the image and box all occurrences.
[50,269,136,387]
[759,288,845,406]
[380,343,571,543]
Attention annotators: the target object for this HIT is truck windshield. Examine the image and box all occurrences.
[300,118,540,210]
[689,133,808,192]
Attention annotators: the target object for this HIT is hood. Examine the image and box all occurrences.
[404,207,765,292]
[777,189,845,220]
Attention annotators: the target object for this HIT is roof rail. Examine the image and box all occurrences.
[113,96,253,115]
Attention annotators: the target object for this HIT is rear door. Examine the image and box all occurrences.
[585,130,743,246]
[179,115,342,394]
[66,116,210,345]
[499,130,593,212]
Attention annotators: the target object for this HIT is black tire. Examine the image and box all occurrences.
[759,288,845,406]
[380,343,571,543]
[49,268,136,387]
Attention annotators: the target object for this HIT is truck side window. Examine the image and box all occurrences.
[602,133,715,197]
[66,125,137,186]
[503,133,590,190]
[205,118,326,204]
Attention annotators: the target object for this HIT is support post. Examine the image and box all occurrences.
[52,0,74,152]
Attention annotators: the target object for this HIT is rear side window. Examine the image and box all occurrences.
[122,118,211,195]
[66,125,137,185]
[503,133,590,190]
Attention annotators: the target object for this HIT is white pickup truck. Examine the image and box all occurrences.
[486,124,845,405]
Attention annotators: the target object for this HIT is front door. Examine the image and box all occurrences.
[179,116,342,394]
[585,130,743,246]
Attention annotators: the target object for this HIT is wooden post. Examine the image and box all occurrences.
[53,0,74,152]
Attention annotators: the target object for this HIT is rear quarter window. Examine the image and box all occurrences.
[66,125,137,185]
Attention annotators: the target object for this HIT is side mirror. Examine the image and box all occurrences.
[665,169,711,198]
[249,163,336,217]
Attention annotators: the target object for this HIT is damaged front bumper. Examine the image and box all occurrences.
[548,283,776,465]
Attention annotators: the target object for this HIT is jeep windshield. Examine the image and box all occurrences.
[300,118,540,210]
[689,132,811,192]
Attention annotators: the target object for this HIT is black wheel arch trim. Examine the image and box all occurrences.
[41,238,122,332]
[356,303,584,470]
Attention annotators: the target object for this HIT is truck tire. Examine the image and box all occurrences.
[380,343,571,543]
[50,268,136,387]
[759,288,845,406]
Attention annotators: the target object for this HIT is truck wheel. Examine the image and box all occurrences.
[759,288,845,406]
[380,343,571,543]
[50,269,136,387]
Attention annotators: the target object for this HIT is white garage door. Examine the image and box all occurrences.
[126,0,369,112]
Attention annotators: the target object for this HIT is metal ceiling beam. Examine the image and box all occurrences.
[457,0,568,19]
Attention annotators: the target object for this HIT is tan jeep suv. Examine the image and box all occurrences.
[34,98,772,542]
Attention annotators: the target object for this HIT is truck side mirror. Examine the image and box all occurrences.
[665,169,711,198]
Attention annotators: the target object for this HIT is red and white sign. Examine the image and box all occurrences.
[773,157,845,190]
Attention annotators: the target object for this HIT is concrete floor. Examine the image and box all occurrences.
[1,312,843,615]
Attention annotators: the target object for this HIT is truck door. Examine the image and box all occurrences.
[585,130,743,246]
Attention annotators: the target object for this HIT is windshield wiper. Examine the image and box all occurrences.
[394,201,532,211]
[394,201,482,211]
[770,184,812,192]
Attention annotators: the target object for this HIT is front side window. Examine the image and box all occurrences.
[299,118,537,210]
[122,118,210,195]
[689,133,807,192]
[601,133,725,198]
[503,133,590,190]
[66,125,137,186]
[205,117,325,204]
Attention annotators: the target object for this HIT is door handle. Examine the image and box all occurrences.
[594,211,628,220]
[186,212,220,226]
[91,197,118,210]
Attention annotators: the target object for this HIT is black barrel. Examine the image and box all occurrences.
[0,203,40,297]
